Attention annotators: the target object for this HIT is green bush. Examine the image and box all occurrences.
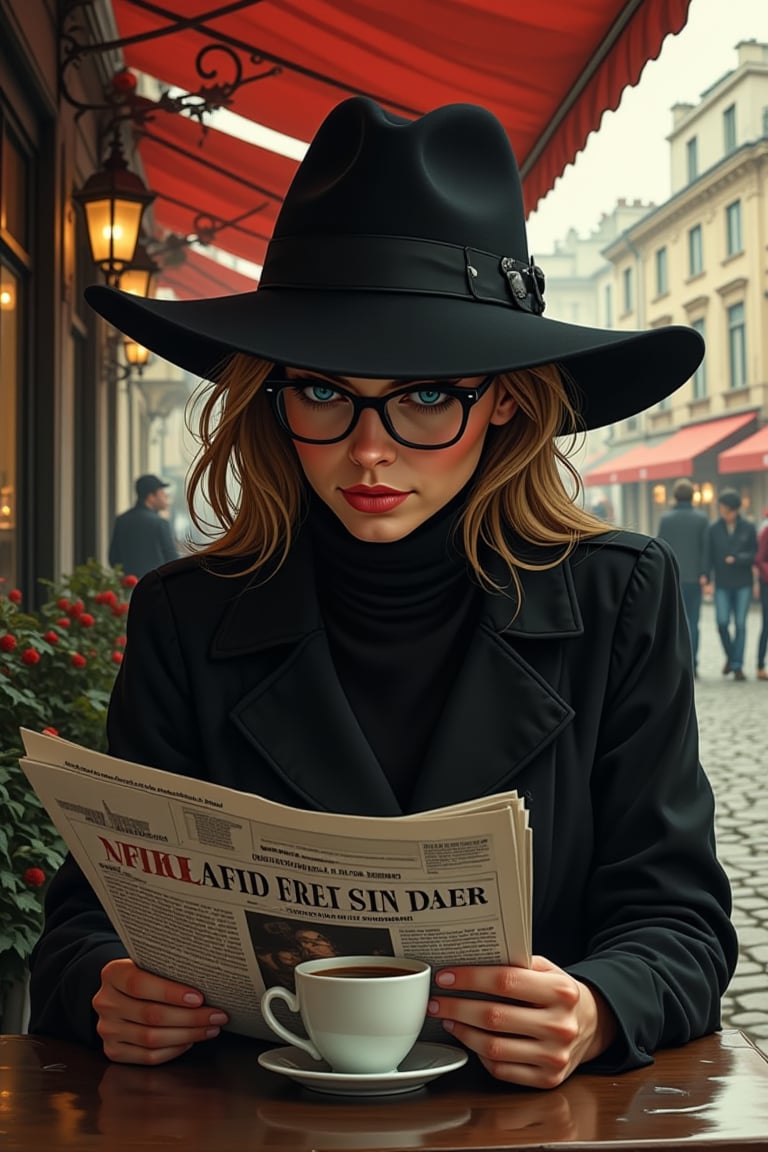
[0,560,135,993]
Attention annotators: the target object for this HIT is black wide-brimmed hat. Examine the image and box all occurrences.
[85,97,703,430]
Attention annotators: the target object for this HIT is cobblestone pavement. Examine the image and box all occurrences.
[694,601,768,1043]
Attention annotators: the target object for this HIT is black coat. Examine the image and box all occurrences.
[656,501,709,584]
[708,516,758,589]
[29,529,737,1071]
[108,502,178,579]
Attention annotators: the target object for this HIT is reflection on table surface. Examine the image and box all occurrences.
[2,1028,767,1150]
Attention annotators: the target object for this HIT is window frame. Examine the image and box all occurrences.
[726,301,747,390]
[688,224,704,277]
[691,317,707,399]
[725,199,742,257]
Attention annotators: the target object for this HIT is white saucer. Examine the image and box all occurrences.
[257,1041,468,1096]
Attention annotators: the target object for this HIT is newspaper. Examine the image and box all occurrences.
[20,728,531,1042]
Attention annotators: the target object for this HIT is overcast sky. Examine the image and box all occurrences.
[525,0,768,254]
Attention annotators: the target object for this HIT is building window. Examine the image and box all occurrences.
[723,103,737,154]
[727,302,747,389]
[686,137,698,182]
[725,200,742,256]
[691,317,707,399]
[622,266,632,313]
[604,283,612,327]
[0,117,30,590]
[655,246,668,296]
[688,224,703,276]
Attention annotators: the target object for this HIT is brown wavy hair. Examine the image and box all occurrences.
[187,354,608,593]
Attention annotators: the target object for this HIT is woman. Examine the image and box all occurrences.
[30,97,736,1086]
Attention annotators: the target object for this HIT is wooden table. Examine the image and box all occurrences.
[2,1028,767,1150]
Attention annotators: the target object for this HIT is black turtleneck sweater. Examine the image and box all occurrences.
[309,491,481,807]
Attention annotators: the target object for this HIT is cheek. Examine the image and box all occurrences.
[292,442,338,481]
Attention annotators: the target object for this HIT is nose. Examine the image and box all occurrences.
[346,406,398,468]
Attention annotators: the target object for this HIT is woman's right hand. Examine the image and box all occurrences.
[93,958,229,1064]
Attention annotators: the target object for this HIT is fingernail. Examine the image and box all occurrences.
[427,999,440,1015]
[443,1020,455,1032]
[209,1012,228,1025]
[205,1027,221,1039]
[436,971,455,986]
[183,992,203,1005]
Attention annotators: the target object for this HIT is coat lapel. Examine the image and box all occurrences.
[210,535,402,815]
[411,559,582,810]
[209,533,583,815]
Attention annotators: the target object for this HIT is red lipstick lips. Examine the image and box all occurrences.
[340,485,410,514]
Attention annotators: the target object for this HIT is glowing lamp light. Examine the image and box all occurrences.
[123,338,151,373]
[119,240,160,298]
[74,135,155,286]
[0,285,15,311]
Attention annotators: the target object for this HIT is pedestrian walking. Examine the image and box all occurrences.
[31,95,736,1086]
[756,519,768,681]
[656,478,709,675]
[108,474,179,579]
[708,489,758,681]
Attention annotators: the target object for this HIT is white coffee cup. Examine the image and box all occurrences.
[260,954,431,1074]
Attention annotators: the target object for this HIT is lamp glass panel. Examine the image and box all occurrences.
[124,340,150,366]
[120,266,152,297]
[83,198,143,268]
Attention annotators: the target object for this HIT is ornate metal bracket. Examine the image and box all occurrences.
[59,0,281,140]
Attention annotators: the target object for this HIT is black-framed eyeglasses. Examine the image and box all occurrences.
[263,374,495,450]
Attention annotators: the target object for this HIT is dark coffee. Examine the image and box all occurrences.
[315,965,414,978]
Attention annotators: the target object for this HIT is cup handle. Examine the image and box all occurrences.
[260,986,324,1061]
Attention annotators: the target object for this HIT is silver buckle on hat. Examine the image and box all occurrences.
[500,256,546,315]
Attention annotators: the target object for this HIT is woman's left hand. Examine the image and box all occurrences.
[427,955,618,1089]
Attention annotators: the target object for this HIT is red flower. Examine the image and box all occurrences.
[116,635,127,647]
[71,652,87,668]
[44,630,59,643]
[23,867,46,888]
[111,602,130,617]
[111,651,124,664]
[57,598,70,611]
[69,599,85,617]
[95,590,118,607]
[9,588,22,604]
[56,617,71,628]
[121,575,139,588]
[42,726,59,736]
[79,612,96,627]
[0,633,17,652]
[21,648,41,665]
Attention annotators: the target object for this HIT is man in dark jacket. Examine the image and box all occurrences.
[708,488,758,681]
[108,474,179,579]
[657,478,709,675]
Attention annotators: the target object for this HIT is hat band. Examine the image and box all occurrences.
[260,235,545,315]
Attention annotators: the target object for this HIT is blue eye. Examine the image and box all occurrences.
[413,389,444,406]
[308,384,337,402]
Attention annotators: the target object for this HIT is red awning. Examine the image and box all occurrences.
[160,246,260,299]
[111,0,694,217]
[583,442,665,488]
[583,413,759,487]
[138,112,291,265]
[718,424,768,474]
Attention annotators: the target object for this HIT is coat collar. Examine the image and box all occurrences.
[209,528,582,815]
[211,528,583,657]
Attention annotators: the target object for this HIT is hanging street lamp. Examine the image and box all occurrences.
[74,132,155,286]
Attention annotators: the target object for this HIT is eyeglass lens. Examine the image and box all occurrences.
[279,382,467,446]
